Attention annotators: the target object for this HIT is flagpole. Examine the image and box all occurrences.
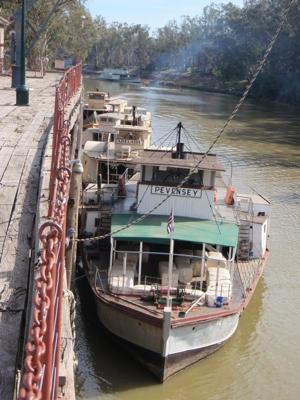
[167,209,174,308]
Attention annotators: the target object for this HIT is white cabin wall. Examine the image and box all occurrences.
[143,131,152,148]
[137,184,214,219]
[237,194,270,216]
[116,101,127,113]
[203,171,212,186]
[98,120,118,135]
[261,221,268,255]
[82,128,98,147]
[144,166,153,181]
[252,221,268,258]
[85,210,100,234]
[83,187,98,205]
[82,155,97,184]
[87,99,105,110]
[252,203,270,216]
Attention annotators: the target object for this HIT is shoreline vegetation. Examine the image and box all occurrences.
[146,69,246,97]
[144,70,300,110]
[2,1,300,105]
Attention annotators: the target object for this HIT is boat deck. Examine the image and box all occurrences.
[88,251,266,324]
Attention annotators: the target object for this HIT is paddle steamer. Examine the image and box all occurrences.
[80,122,270,381]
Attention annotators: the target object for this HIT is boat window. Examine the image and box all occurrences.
[151,167,203,186]
[94,218,100,227]
[89,93,105,100]
[93,132,99,141]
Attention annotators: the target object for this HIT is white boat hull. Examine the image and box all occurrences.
[95,297,240,381]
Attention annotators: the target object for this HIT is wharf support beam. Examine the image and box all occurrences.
[65,160,82,289]
[65,109,83,290]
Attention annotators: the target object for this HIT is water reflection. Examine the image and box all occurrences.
[76,277,265,399]
[75,279,156,399]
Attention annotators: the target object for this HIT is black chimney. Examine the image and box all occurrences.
[172,122,185,159]
[132,105,137,126]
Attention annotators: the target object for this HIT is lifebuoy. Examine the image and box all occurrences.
[225,185,235,205]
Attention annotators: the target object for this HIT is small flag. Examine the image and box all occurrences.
[167,208,174,234]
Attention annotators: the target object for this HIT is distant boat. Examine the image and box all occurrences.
[85,68,141,84]
[83,90,110,126]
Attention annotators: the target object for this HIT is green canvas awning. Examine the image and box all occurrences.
[111,213,238,247]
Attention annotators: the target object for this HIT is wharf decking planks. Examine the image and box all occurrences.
[0,73,60,399]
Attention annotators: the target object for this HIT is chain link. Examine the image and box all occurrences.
[19,63,82,400]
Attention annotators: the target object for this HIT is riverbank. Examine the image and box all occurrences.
[145,69,300,108]
[147,69,246,97]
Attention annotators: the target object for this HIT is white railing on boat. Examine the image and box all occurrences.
[109,247,234,305]
[112,248,236,281]
[96,266,233,310]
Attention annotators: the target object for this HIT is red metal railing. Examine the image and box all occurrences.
[19,63,82,400]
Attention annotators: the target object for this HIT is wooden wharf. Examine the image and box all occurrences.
[0,72,81,400]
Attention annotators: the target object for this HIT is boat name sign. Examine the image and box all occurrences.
[151,186,202,198]
[116,138,143,145]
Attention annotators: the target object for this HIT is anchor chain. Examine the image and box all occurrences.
[19,63,81,400]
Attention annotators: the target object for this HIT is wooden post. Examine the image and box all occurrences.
[231,247,237,277]
[65,170,81,289]
[70,123,79,161]
[112,239,116,262]
[228,247,232,275]
[200,242,205,290]
[65,82,83,289]
[167,236,174,308]
[216,263,220,298]
[162,306,171,360]
[138,241,143,285]
[108,237,114,277]
[123,252,127,288]
[107,133,110,184]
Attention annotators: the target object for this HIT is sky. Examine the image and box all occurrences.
[86,0,245,29]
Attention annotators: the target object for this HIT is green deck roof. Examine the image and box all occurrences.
[111,213,238,247]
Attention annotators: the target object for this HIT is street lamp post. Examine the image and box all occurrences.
[16,0,29,105]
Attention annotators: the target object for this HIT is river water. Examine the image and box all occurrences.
[75,79,300,400]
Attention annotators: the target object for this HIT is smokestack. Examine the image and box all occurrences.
[132,105,137,126]
[172,122,185,159]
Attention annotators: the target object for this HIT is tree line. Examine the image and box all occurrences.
[1,0,300,103]
[0,0,95,67]
[89,0,300,104]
